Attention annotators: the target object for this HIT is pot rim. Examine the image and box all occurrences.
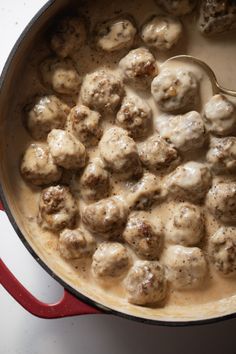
[1,0,236,326]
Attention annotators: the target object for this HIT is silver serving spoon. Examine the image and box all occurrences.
[164,54,236,97]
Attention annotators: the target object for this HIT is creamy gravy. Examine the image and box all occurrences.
[4,0,236,319]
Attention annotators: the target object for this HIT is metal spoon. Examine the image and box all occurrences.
[164,54,236,97]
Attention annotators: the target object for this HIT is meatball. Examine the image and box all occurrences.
[138,134,180,172]
[156,111,205,152]
[127,172,166,210]
[38,185,77,231]
[124,260,167,305]
[79,158,110,202]
[165,203,205,246]
[204,94,235,136]
[119,47,158,88]
[141,15,183,51]
[166,162,212,202]
[92,242,130,278]
[47,129,87,170]
[80,69,124,113]
[95,16,137,52]
[116,94,152,139]
[206,182,236,223]
[40,58,81,95]
[155,0,197,16]
[209,227,236,275]
[50,16,86,58]
[66,105,102,147]
[26,95,70,141]
[151,68,198,112]
[21,143,62,186]
[123,211,164,260]
[163,245,208,289]
[206,137,236,174]
[199,0,236,35]
[99,127,142,179]
[82,196,128,237]
[59,228,96,260]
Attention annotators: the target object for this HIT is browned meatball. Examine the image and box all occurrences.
[26,95,70,140]
[206,137,236,174]
[47,129,87,170]
[80,69,124,113]
[119,47,158,88]
[66,105,102,147]
[127,172,166,210]
[123,211,164,260]
[163,245,208,289]
[92,242,130,278]
[155,0,197,16]
[20,143,62,186]
[199,0,236,35]
[51,17,87,58]
[79,158,110,202]
[40,58,81,95]
[82,196,128,238]
[59,228,96,260]
[99,127,142,179]
[124,260,167,305]
[138,134,180,172]
[209,227,236,275]
[95,16,137,52]
[116,94,152,139]
[206,182,236,223]
[38,185,77,231]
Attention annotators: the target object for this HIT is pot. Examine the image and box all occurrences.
[1,0,236,326]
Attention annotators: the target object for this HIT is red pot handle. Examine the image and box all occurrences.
[0,204,101,318]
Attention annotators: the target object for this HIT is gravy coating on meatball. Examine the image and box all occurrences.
[95,16,137,52]
[123,211,164,260]
[138,134,180,172]
[79,158,110,202]
[59,228,96,260]
[40,58,81,95]
[204,94,235,136]
[163,245,208,290]
[166,162,212,202]
[21,143,62,186]
[165,203,205,246]
[26,95,70,141]
[206,182,236,223]
[119,47,158,88]
[206,137,236,174]
[99,127,142,179]
[116,93,152,139]
[92,242,130,278]
[151,68,198,112]
[80,69,124,113]
[141,15,183,51]
[156,111,205,152]
[66,105,103,147]
[82,196,128,238]
[124,260,167,305]
[51,16,87,58]
[38,185,77,231]
[209,227,236,276]
[47,129,87,170]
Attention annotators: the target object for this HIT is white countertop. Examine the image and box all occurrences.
[0,1,236,353]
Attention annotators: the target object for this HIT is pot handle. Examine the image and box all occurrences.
[0,204,101,318]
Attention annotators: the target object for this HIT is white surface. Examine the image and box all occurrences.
[0,1,236,353]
